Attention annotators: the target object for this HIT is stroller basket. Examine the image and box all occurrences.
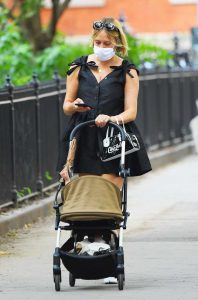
[59,237,118,280]
[60,248,117,280]
[60,175,123,222]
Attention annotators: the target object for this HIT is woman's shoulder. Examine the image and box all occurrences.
[122,58,139,76]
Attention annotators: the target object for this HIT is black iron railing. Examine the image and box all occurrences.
[0,69,197,207]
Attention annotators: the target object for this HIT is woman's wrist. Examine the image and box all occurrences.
[64,102,78,115]
[110,115,120,123]
[109,116,115,122]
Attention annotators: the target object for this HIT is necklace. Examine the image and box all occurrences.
[98,65,109,73]
[97,58,116,73]
[96,55,117,72]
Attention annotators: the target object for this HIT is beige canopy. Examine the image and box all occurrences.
[60,175,123,222]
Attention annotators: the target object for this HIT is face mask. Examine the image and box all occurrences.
[94,46,115,61]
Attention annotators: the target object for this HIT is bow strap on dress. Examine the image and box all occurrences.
[110,60,139,78]
[124,61,139,77]
[110,65,124,71]
[67,58,98,75]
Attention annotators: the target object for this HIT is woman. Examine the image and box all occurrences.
[58,17,152,188]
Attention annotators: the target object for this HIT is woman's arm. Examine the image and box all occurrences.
[110,68,139,123]
[60,65,92,182]
[63,66,92,115]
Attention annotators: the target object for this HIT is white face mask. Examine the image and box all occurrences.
[94,46,115,61]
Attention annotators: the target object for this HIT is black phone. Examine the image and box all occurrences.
[75,103,94,109]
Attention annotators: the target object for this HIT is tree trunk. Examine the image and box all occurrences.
[19,0,72,52]
[21,16,53,51]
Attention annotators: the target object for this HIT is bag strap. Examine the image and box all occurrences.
[118,116,129,135]
[115,116,134,143]
[105,126,116,138]
[118,116,134,144]
[114,115,125,131]
[105,126,110,138]
[114,116,120,125]
[106,116,123,137]
[110,127,114,137]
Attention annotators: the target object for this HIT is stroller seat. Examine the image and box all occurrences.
[60,175,123,223]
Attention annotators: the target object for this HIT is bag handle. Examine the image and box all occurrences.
[114,115,126,132]
[105,126,110,139]
[106,126,115,138]
[106,116,124,138]
[106,117,119,138]
[115,116,134,144]
[119,116,127,134]
[109,116,119,137]
[118,116,134,144]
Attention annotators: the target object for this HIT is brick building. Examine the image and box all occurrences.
[6,0,198,50]
[42,0,198,50]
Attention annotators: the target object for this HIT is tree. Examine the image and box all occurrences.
[0,0,72,52]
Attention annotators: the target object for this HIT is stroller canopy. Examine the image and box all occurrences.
[61,175,123,222]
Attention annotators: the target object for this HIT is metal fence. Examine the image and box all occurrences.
[0,69,197,207]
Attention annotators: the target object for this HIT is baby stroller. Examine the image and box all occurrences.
[53,120,130,291]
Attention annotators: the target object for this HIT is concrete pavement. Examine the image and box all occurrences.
[127,151,198,232]
[0,141,195,235]
[0,153,198,299]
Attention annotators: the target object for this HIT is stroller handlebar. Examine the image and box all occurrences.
[69,120,126,141]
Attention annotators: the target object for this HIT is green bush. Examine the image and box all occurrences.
[127,34,172,66]
[0,7,172,87]
[0,8,34,86]
[35,38,92,80]
[0,8,91,87]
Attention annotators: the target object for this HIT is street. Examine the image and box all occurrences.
[0,154,198,300]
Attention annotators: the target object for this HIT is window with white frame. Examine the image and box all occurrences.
[44,0,106,8]
[169,0,198,4]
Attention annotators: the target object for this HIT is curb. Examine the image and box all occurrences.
[0,141,195,236]
[0,195,55,235]
[148,140,195,169]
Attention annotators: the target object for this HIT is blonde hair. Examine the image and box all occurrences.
[91,17,128,57]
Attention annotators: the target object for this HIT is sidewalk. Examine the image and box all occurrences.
[0,141,195,235]
[126,151,198,233]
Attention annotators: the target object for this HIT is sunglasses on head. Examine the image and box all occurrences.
[93,21,119,32]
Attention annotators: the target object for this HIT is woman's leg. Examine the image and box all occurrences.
[79,173,99,176]
[79,173,123,189]
[101,173,123,190]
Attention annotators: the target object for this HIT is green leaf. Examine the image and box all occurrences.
[45,171,53,181]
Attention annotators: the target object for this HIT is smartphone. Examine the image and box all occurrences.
[75,103,94,109]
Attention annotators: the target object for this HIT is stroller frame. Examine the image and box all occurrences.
[53,121,130,291]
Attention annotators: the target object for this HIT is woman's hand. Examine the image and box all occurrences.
[59,167,70,183]
[63,98,92,115]
[73,98,92,113]
[95,114,110,127]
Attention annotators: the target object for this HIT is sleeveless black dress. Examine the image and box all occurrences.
[57,55,152,176]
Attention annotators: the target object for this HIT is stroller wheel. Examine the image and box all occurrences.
[118,273,125,290]
[69,272,76,287]
[54,274,61,291]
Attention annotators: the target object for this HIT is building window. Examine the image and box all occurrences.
[44,0,106,8]
[169,0,198,4]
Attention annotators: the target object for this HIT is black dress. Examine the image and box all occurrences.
[57,55,152,176]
